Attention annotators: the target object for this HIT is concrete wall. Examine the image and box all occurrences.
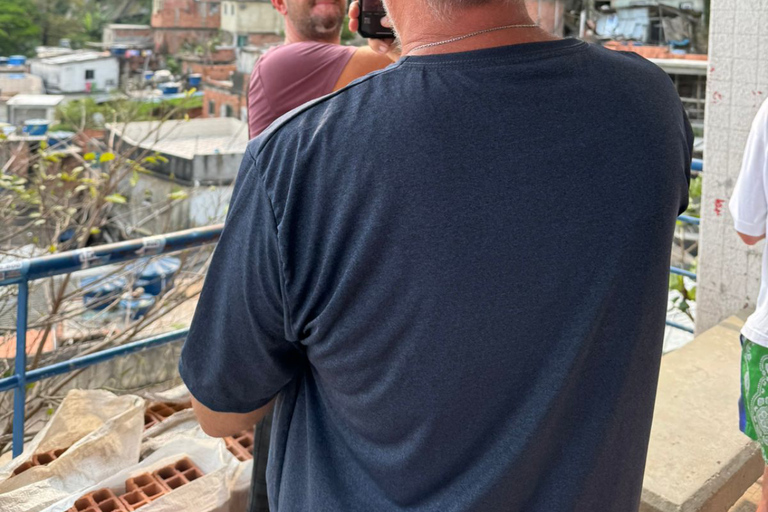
[30,58,119,93]
[696,0,768,332]
[127,172,232,231]
[221,1,282,35]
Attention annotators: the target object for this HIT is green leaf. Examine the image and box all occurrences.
[105,193,127,204]
[90,227,101,235]
[130,170,140,187]
[99,153,115,163]
[168,190,188,201]
[143,156,157,165]
[48,244,57,253]
[34,219,46,226]
[39,140,48,150]
[84,152,96,161]
[74,185,88,193]
[156,155,169,164]
[46,407,55,416]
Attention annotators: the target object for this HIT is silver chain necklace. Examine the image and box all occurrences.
[409,23,539,53]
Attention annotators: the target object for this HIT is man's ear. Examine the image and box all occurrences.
[271,0,288,15]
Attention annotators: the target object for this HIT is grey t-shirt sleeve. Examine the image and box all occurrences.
[179,151,303,413]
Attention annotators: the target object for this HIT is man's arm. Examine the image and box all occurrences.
[737,232,766,246]
[333,47,394,91]
[191,397,275,438]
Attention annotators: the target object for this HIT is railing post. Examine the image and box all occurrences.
[12,280,29,458]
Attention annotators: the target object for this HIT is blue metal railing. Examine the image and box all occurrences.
[0,225,222,457]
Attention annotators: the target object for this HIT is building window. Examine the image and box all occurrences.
[208,100,216,116]
[85,69,95,80]
[237,35,248,47]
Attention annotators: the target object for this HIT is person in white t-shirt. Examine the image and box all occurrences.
[731,98,768,512]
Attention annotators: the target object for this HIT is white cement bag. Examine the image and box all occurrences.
[140,424,253,512]
[43,437,241,512]
[0,389,144,512]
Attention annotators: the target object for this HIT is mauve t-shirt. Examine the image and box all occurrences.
[248,41,356,137]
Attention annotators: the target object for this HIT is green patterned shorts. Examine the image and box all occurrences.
[740,336,768,464]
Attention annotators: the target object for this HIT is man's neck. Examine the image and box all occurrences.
[284,22,341,45]
[395,4,557,56]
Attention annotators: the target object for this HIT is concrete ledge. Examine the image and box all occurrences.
[641,314,763,512]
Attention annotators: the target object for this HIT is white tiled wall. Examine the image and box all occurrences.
[697,0,768,332]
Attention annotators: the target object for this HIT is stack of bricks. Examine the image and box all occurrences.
[66,458,204,511]
[12,447,69,476]
[224,430,254,462]
[143,401,192,430]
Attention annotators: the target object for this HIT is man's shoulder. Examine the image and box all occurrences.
[247,61,402,158]
[258,42,355,73]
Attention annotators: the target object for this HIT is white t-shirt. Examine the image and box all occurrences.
[730,98,768,346]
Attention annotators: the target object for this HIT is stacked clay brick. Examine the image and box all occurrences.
[143,401,192,430]
[66,458,204,512]
[12,447,69,476]
[224,430,254,462]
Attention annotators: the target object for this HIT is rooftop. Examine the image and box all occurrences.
[36,51,115,65]
[6,94,65,107]
[109,118,249,160]
[107,24,152,30]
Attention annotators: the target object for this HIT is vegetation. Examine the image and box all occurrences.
[0,0,40,56]
[0,94,218,453]
[0,0,151,55]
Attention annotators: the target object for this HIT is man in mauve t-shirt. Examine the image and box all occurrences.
[248,0,394,137]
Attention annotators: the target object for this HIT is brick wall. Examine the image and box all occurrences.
[696,0,768,332]
[184,62,236,81]
[203,84,245,121]
[151,0,221,29]
[153,29,218,54]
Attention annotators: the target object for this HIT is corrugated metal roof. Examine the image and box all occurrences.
[37,52,116,65]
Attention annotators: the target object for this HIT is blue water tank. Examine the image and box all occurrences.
[47,131,75,147]
[188,73,202,87]
[9,55,26,66]
[82,275,128,311]
[133,257,181,296]
[110,45,127,57]
[22,119,50,136]
[0,57,8,66]
[120,293,156,319]
[160,82,180,95]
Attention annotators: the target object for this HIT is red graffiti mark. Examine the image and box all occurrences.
[753,90,765,107]
[715,199,725,217]
[710,66,715,73]
[713,91,724,104]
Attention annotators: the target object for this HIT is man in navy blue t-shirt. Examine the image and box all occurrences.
[180,0,692,510]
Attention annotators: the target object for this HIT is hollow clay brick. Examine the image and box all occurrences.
[67,488,128,512]
[224,430,254,461]
[12,460,34,476]
[143,411,161,430]
[166,401,192,413]
[152,457,204,491]
[120,471,169,510]
[146,402,176,420]
[14,446,69,476]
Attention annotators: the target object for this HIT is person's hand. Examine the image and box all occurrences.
[348,1,400,61]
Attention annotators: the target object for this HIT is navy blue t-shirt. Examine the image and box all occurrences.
[180,39,691,512]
